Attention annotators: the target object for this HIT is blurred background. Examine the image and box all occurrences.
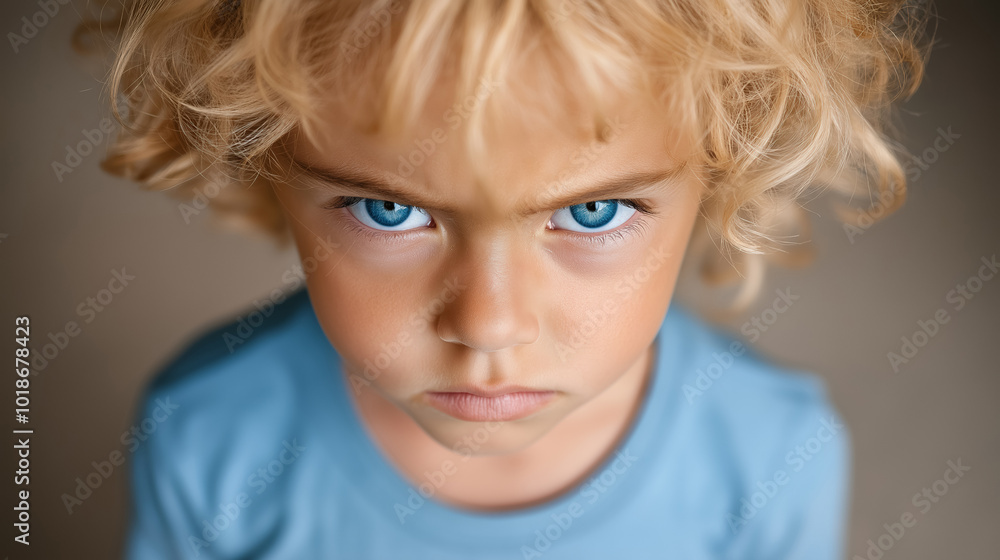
[1,0,998,558]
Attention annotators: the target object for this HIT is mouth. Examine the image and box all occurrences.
[423,389,557,422]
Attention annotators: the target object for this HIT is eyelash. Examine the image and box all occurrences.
[324,196,654,247]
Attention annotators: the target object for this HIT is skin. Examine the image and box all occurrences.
[270,70,707,511]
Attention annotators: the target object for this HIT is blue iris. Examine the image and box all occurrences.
[366,199,412,227]
[569,200,618,229]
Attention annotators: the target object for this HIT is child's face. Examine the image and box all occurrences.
[272,78,705,456]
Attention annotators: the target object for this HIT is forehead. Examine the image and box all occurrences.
[291,66,692,218]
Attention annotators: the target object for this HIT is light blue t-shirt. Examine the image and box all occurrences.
[125,288,849,559]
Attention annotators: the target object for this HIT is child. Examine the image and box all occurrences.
[86,0,928,557]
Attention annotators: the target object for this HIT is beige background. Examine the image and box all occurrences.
[1,0,998,558]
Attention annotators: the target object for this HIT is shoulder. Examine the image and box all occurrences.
[147,287,315,395]
[668,304,848,456]
[664,305,850,556]
[136,289,321,446]
[127,289,327,539]
[136,287,328,449]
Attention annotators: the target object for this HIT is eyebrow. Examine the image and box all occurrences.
[522,167,684,216]
[291,159,684,216]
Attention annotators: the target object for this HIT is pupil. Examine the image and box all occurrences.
[586,201,598,212]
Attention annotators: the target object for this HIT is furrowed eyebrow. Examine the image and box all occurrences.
[520,167,686,216]
[291,160,452,211]
[291,159,684,217]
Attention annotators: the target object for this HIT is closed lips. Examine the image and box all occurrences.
[424,391,556,422]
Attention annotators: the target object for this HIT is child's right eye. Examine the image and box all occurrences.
[329,196,434,232]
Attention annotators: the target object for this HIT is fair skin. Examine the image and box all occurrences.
[270,71,706,511]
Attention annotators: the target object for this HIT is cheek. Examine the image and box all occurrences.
[548,214,695,390]
[550,246,682,383]
[288,223,442,394]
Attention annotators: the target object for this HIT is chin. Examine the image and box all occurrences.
[415,412,561,458]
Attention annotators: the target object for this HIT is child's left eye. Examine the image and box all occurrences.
[548,200,638,233]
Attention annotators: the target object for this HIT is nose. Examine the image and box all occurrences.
[435,239,541,352]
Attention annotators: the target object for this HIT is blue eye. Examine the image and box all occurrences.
[366,199,411,227]
[343,198,433,231]
[570,200,617,228]
[550,200,637,233]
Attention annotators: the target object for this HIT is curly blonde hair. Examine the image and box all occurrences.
[77,0,930,308]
